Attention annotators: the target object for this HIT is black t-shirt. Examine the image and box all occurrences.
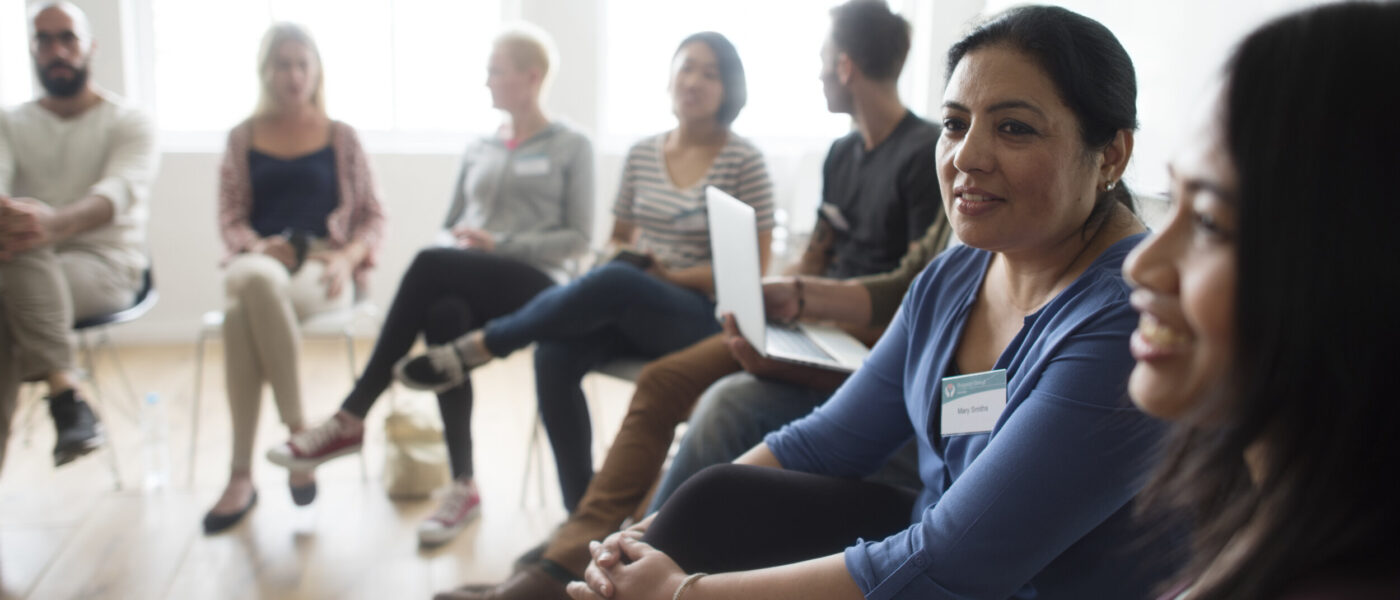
[819,110,941,279]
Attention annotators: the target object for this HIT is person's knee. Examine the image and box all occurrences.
[664,464,758,510]
[690,374,765,430]
[0,247,57,299]
[634,351,701,397]
[224,254,286,299]
[407,247,457,279]
[423,297,473,345]
[631,357,706,421]
[0,245,55,271]
[575,262,645,296]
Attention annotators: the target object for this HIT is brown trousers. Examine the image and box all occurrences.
[542,333,739,574]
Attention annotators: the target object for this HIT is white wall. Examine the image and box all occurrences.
[52,0,978,345]
[9,0,1324,344]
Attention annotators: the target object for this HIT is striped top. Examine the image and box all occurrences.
[612,132,774,269]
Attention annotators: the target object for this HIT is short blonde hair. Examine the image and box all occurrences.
[253,22,326,117]
[493,22,558,93]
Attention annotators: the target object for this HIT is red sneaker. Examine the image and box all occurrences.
[418,478,481,546]
[266,413,363,470]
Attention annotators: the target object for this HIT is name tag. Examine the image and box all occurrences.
[513,155,550,176]
[940,369,1007,437]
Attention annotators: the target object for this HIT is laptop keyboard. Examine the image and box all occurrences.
[767,324,833,363]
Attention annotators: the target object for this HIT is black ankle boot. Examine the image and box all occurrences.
[48,388,105,467]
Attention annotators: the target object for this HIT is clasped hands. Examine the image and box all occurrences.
[249,235,353,300]
[0,195,57,260]
[566,516,689,600]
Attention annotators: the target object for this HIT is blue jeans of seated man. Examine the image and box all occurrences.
[482,261,721,512]
[648,371,922,514]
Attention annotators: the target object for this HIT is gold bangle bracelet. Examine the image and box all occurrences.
[672,572,708,600]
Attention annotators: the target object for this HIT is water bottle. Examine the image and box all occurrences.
[140,392,171,492]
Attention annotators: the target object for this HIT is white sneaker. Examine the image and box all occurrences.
[418,478,481,546]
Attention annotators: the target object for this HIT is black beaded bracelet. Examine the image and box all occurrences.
[793,276,806,322]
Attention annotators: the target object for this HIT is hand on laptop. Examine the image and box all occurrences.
[722,313,779,376]
[721,314,847,391]
[761,278,802,323]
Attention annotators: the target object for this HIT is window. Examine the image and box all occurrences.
[1,0,32,107]
[147,0,502,134]
[601,0,854,142]
[598,0,937,243]
[980,0,1319,195]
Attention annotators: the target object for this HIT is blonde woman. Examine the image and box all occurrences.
[205,22,385,534]
[265,24,594,546]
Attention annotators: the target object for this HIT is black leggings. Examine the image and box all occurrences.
[340,247,555,478]
[643,464,917,574]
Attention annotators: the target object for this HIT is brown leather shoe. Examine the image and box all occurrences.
[433,565,569,600]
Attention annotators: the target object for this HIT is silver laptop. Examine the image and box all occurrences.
[705,186,870,373]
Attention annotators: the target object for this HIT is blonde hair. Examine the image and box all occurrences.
[253,22,326,117]
[493,22,558,95]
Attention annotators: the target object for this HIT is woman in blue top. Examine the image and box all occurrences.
[566,7,1179,600]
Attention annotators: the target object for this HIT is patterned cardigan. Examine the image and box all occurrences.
[217,118,387,295]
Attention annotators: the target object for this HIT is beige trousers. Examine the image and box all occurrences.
[0,246,140,473]
[222,251,351,470]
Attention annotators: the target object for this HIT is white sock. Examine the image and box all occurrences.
[451,330,493,368]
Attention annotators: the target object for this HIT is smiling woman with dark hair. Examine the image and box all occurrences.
[1125,3,1400,599]
[563,6,1182,600]
[674,32,747,125]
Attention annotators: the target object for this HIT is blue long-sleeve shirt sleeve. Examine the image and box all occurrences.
[766,234,1180,600]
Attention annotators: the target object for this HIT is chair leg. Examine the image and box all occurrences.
[189,330,207,487]
[76,331,123,490]
[101,425,124,491]
[341,330,369,483]
[98,329,142,424]
[20,384,44,446]
[343,330,358,379]
[519,410,548,509]
[79,332,97,396]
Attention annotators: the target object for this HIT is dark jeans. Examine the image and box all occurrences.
[340,247,555,479]
[644,464,916,573]
[649,373,923,514]
[482,261,721,511]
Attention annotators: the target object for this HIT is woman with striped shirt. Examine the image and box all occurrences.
[398,31,774,513]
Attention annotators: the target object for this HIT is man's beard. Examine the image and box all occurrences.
[38,61,89,98]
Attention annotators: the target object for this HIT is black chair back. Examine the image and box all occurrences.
[73,268,158,330]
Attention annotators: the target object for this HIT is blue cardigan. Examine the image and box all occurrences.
[767,233,1180,599]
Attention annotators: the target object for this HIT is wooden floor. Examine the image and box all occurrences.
[0,340,637,600]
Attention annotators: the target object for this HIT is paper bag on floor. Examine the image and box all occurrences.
[382,400,450,499]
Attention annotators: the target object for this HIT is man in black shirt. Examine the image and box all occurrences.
[645,0,946,514]
[793,1,941,281]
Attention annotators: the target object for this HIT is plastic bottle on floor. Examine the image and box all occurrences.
[141,392,171,492]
